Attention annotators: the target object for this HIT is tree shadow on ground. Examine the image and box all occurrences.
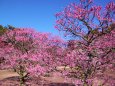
[48,83,75,86]
[0,76,75,86]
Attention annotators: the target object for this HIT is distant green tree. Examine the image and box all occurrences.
[0,25,15,36]
[0,25,7,36]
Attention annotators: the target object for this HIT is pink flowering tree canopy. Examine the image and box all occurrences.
[55,0,115,40]
[0,28,65,85]
[55,0,115,85]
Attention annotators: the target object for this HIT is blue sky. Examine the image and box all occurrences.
[0,0,113,39]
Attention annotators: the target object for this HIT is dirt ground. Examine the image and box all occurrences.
[0,70,19,80]
[0,70,75,86]
[0,69,115,86]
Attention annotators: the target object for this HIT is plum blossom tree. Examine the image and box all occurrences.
[0,25,14,65]
[0,28,65,86]
[55,0,115,85]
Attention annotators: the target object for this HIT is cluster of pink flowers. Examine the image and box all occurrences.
[55,0,115,85]
[0,0,115,86]
[0,28,65,79]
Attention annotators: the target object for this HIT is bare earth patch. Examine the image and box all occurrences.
[0,69,115,86]
[0,70,19,80]
[0,70,75,86]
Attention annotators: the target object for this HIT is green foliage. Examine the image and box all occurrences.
[0,25,15,36]
[0,25,7,36]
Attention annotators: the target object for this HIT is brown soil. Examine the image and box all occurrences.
[0,70,19,80]
[0,70,75,86]
[0,69,115,86]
